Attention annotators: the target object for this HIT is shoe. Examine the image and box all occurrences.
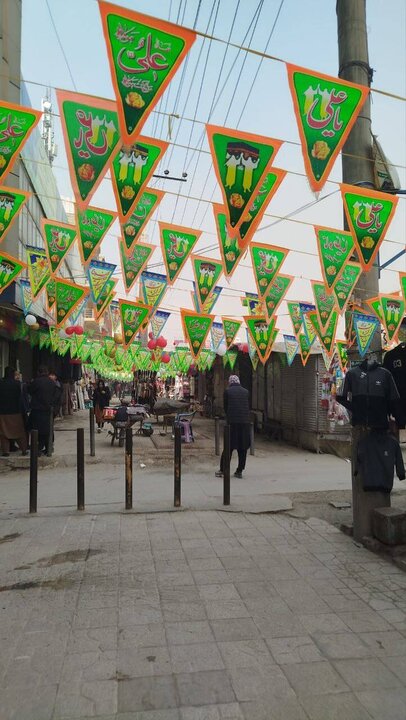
[1,452,10,457]
[234,470,243,478]
[215,470,223,477]
[21,451,28,457]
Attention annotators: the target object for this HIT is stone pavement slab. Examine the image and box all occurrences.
[0,510,405,719]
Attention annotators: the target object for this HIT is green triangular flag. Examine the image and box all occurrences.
[111,138,168,223]
[160,221,201,285]
[207,125,282,231]
[0,187,30,243]
[42,220,77,274]
[250,243,288,300]
[119,299,150,348]
[287,65,369,192]
[77,206,117,265]
[222,318,242,350]
[265,274,293,318]
[311,281,337,332]
[214,204,243,278]
[315,225,355,293]
[56,89,121,210]
[308,310,339,357]
[0,102,41,181]
[26,246,50,299]
[181,309,213,361]
[0,251,26,294]
[122,188,164,256]
[333,261,362,313]
[120,240,153,293]
[191,255,223,311]
[99,2,196,144]
[341,184,398,271]
[55,279,88,327]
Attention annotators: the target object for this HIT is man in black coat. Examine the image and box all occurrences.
[28,366,60,454]
[216,375,251,479]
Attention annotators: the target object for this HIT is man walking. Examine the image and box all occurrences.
[215,375,251,479]
[28,366,59,455]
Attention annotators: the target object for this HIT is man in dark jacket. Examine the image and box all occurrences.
[0,367,28,456]
[216,375,251,479]
[28,366,59,454]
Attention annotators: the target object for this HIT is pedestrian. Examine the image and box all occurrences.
[0,366,28,456]
[93,379,111,432]
[215,375,251,479]
[28,366,59,455]
[49,370,63,418]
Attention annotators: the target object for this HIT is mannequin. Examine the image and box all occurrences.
[383,343,406,427]
[337,357,401,429]
[337,357,403,541]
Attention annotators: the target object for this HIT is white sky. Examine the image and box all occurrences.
[20,0,406,344]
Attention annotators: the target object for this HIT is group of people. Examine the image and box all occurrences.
[0,365,62,457]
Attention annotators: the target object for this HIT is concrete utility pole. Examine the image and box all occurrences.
[337,0,388,542]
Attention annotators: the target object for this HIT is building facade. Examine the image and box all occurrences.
[0,1,81,379]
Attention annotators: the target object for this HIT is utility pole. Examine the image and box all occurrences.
[337,0,389,542]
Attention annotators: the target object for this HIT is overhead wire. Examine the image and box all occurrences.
[150,0,175,138]
[194,0,288,229]
[168,0,221,223]
[179,0,266,227]
[12,0,406,331]
[44,0,77,91]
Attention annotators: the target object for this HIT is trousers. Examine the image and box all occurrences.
[220,447,247,473]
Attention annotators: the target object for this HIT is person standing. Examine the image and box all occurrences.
[28,366,59,454]
[215,375,251,479]
[49,371,63,418]
[0,367,28,456]
[93,379,111,432]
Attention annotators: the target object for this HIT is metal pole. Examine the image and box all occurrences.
[125,427,133,510]
[89,407,95,457]
[29,429,38,514]
[77,428,85,511]
[47,408,54,457]
[214,416,220,456]
[223,424,230,506]
[174,423,181,507]
[337,0,386,541]
[249,422,255,456]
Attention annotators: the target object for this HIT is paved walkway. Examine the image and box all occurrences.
[1,508,406,719]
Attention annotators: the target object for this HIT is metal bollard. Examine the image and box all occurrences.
[250,422,255,456]
[223,424,230,506]
[125,427,133,510]
[174,423,181,507]
[77,428,85,511]
[214,416,220,456]
[47,408,54,457]
[29,430,38,514]
[89,407,95,457]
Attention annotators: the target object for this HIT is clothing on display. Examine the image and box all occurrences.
[356,431,405,492]
[337,359,401,429]
[383,343,406,427]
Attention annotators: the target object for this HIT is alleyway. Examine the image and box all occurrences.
[1,412,406,718]
[1,508,406,719]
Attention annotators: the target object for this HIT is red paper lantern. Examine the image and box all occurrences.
[75,326,84,335]
[147,339,157,350]
[162,353,170,363]
[148,332,154,339]
[65,326,75,336]
[240,342,249,353]
[156,335,167,348]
